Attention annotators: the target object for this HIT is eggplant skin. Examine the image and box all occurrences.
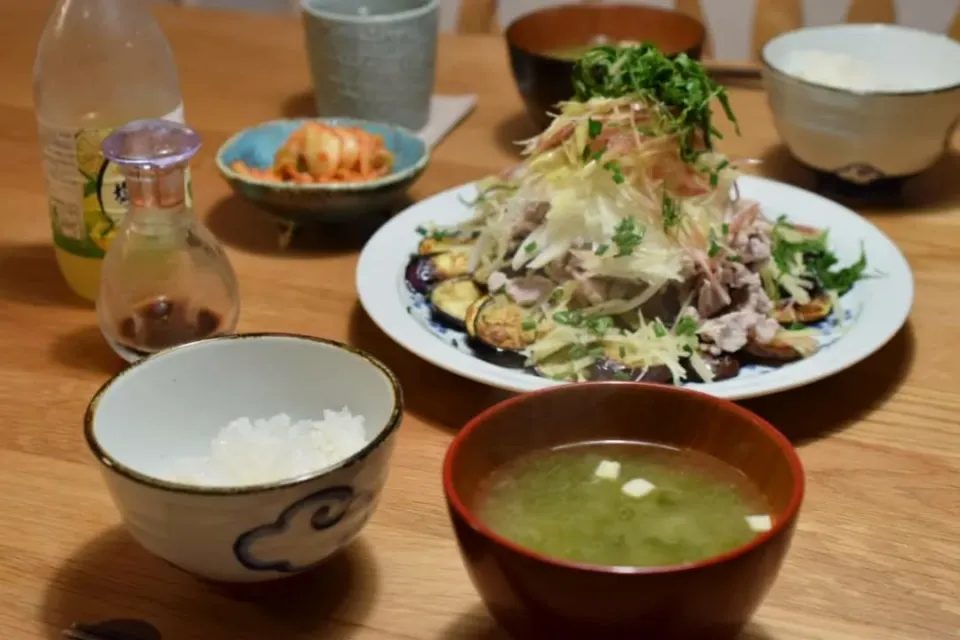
[683,354,741,383]
[405,255,437,295]
[743,334,815,363]
[429,277,483,331]
[543,355,740,384]
[468,339,528,368]
[465,294,535,369]
[586,358,673,384]
[773,293,833,325]
[404,251,472,296]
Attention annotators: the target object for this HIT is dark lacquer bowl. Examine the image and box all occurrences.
[443,382,804,640]
[506,4,706,130]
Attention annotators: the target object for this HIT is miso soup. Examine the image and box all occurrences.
[476,441,772,567]
[542,44,596,61]
[542,39,642,62]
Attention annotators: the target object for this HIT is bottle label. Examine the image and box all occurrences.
[38,104,190,259]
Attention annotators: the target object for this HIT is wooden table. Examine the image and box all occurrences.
[1,2,958,639]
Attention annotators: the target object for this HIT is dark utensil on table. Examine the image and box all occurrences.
[63,620,161,640]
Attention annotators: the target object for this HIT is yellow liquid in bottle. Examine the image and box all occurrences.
[34,0,186,302]
[39,105,188,302]
[54,246,101,302]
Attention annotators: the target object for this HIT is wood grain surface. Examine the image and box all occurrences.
[1,1,958,639]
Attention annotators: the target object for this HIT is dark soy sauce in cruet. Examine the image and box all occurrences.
[115,296,222,358]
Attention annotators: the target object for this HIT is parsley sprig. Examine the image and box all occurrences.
[612,217,645,256]
[770,217,868,295]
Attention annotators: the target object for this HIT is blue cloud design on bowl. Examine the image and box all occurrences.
[233,485,374,573]
[216,118,429,223]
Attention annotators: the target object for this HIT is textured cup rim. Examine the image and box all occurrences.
[300,0,438,24]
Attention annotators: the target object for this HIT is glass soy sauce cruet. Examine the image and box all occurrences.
[96,119,239,362]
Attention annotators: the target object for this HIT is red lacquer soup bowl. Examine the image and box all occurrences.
[443,382,804,640]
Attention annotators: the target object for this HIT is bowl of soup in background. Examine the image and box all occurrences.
[505,5,705,130]
[443,382,804,640]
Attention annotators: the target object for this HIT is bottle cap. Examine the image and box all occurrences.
[102,119,201,169]
[102,119,200,208]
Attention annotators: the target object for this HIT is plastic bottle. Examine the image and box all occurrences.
[33,0,186,302]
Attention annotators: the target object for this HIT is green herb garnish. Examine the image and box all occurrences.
[770,217,869,295]
[661,193,681,229]
[613,216,645,256]
[582,146,605,163]
[674,315,699,337]
[588,118,603,138]
[807,245,868,294]
[522,319,537,331]
[553,310,584,326]
[595,244,610,256]
[584,316,615,335]
[603,160,625,184]
[707,228,722,258]
[571,43,739,163]
[709,159,730,186]
[652,319,668,338]
[524,241,537,253]
[613,370,632,381]
[569,344,588,359]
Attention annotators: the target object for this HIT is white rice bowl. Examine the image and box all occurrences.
[84,334,402,582]
[168,410,370,487]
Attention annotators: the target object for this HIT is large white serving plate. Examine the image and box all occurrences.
[357,175,913,400]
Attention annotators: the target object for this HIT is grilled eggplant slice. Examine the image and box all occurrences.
[586,358,673,383]
[405,255,436,295]
[429,277,483,330]
[431,249,471,280]
[417,234,476,256]
[465,294,536,368]
[744,331,818,363]
[684,354,741,382]
[404,250,472,295]
[773,293,833,324]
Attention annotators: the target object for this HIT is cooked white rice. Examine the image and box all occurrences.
[783,49,888,92]
[168,409,368,487]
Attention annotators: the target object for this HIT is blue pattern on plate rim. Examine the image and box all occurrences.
[233,485,354,573]
[402,278,860,382]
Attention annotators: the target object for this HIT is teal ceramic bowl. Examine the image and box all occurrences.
[215,117,429,223]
